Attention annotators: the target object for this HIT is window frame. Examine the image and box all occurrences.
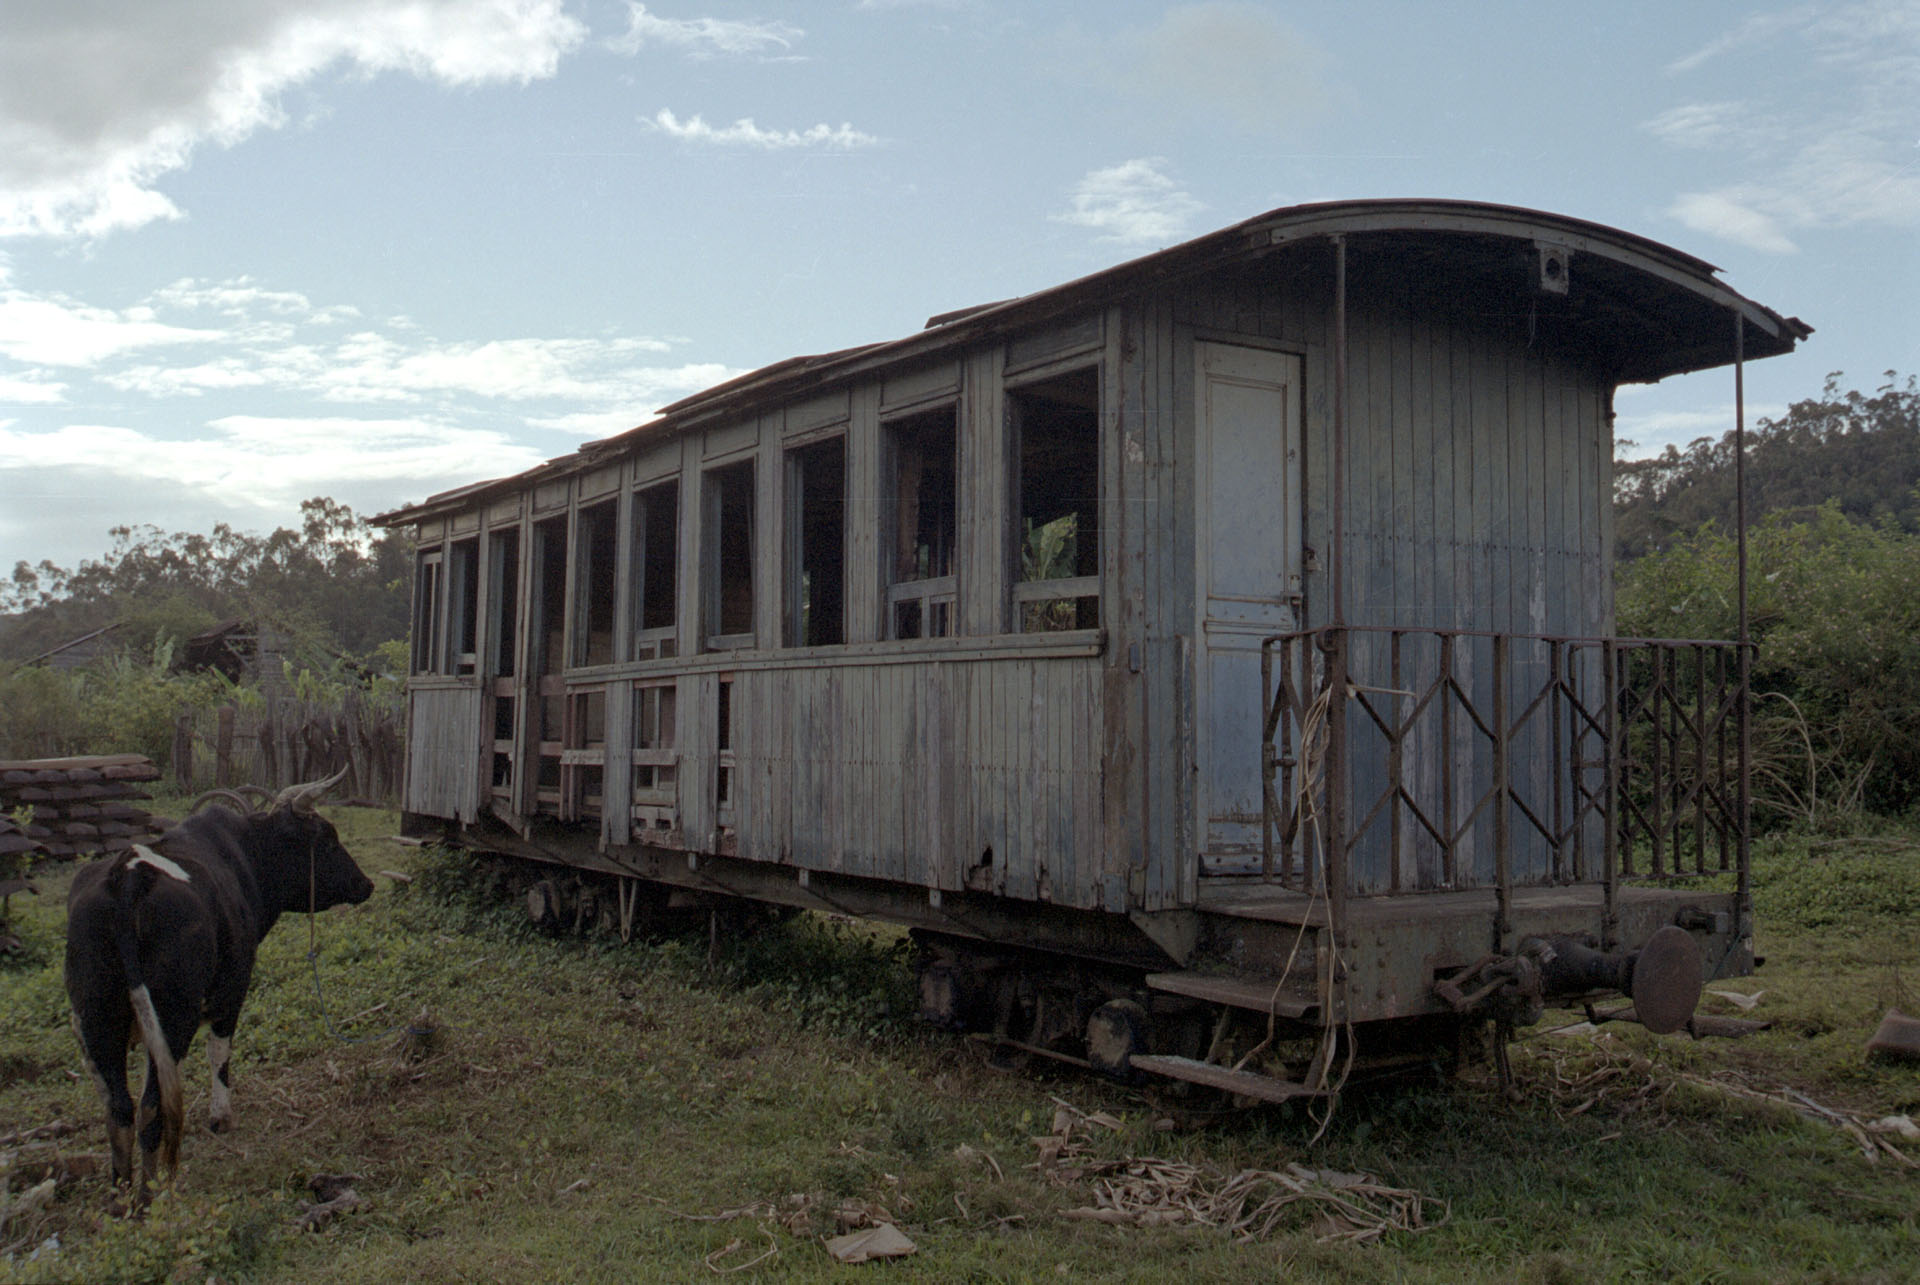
[785,433,849,648]
[410,548,444,675]
[702,458,757,652]
[628,479,679,662]
[882,403,959,641]
[1008,364,1102,634]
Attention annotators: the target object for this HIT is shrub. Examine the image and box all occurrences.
[0,645,236,769]
[1617,504,1920,820]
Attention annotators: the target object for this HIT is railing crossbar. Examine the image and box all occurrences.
[1261,626,1749,914]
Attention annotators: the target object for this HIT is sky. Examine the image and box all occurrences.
[1,0,1916,577]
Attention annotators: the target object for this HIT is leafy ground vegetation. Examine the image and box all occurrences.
[0,496,410,770]
[1,806,1916,1283]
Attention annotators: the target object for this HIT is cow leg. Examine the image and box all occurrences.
[134,996,197,1189]
[207,1021,235,1133]
[69,1006,136,1186]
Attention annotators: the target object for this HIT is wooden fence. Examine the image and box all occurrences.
[171,688,403,806]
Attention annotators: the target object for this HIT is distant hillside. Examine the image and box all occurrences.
[1614,373,1919,560]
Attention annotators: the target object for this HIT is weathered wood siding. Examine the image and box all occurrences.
[402,240,1620,914]
[716,653,1108,908]
[1321,267,1612,894]
[403,682,484,822]
[1110,252,1613,900]
[1111,261,1331,907]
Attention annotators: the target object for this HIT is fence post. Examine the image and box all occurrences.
[171,712,194,794]
[215,704,235,787]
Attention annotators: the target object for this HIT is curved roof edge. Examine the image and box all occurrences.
[636,198,1807,429]
[379,198,1809,528]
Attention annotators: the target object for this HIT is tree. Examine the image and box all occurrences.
[0,497,413,665]
[1615,372,1920,559]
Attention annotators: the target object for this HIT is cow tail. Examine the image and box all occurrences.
[109,858,185,1161]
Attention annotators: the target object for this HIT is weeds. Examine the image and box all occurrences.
[3,813,1918,1282]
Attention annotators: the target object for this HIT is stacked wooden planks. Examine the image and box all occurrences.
[0,755,171,859]
[0,809,42,857]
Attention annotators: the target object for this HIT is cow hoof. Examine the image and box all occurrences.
[208,1116,233,1134]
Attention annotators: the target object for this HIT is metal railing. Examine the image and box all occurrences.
[1261,626,1748,944]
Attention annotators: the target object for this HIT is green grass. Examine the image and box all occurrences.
[3,812,1918,1282]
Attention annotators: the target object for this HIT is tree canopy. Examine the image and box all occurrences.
[1615,372,1920,821]
[1614,372,1920,560]
[0,496,413,666]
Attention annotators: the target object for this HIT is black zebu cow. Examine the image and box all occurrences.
[65,770,374,1197]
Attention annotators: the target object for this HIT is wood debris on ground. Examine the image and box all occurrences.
[1866,1010,1920,1064]
[660,1190,916,1270]
[1526,1035,1919,1167]
[823,1223,917,1264]
[1032,1099,1443,1244]
[294,1173,367,1231]
[1,1120,95,1244]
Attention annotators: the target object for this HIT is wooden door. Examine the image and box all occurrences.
[1194,343,1303,873]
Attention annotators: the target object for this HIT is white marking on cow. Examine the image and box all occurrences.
[127,983,184,1174]
[208,1033,233,1131]
[130,845,191,883]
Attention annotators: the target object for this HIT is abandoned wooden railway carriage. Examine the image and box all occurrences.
[382,199,1808,1101]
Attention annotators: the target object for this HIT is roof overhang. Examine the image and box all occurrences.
[379,199,1808,528]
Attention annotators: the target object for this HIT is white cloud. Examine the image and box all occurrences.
[1667,192,1800,255]
[0,268,723,441]
[1653,2,1920,252]
[1052,158,1204,245]
[0,0,587,240]
[0,416,546,509]
[527,409,671,440]
[647,109,879,150]
[1665,7,1821,74]
[0,372,66,405]
[0,262,731,566]
[1642,101,1748,150]
[149,277,358,323]
[607,3,801,59]
[0,290,224,366]
[98,330,723,409]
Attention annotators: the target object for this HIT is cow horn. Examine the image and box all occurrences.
[272,765,350,813]
[188,788,257,815]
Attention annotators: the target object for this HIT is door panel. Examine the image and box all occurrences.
[1195,343,1302,872]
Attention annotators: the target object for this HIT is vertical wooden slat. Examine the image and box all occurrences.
[961,348,1008,636]
[1099,303,1141,910]
[1492,632,1512,952]
[674,437,704,661]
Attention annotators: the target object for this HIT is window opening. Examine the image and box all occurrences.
[630,481,678,660]
[715,676,736,847]
[885,405,958,639]
[572,501,618,668]
[632,679,678,835]
[486,527,520,807]
[411,551,443,674]
[532,516,568,814]
[488,529,520,678]
[561,686,606,822]
[788,436,847,647]
[534,517,567,679]
[1012,368,1100,632]
[704,461,755,650]
[448,539,479,674]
